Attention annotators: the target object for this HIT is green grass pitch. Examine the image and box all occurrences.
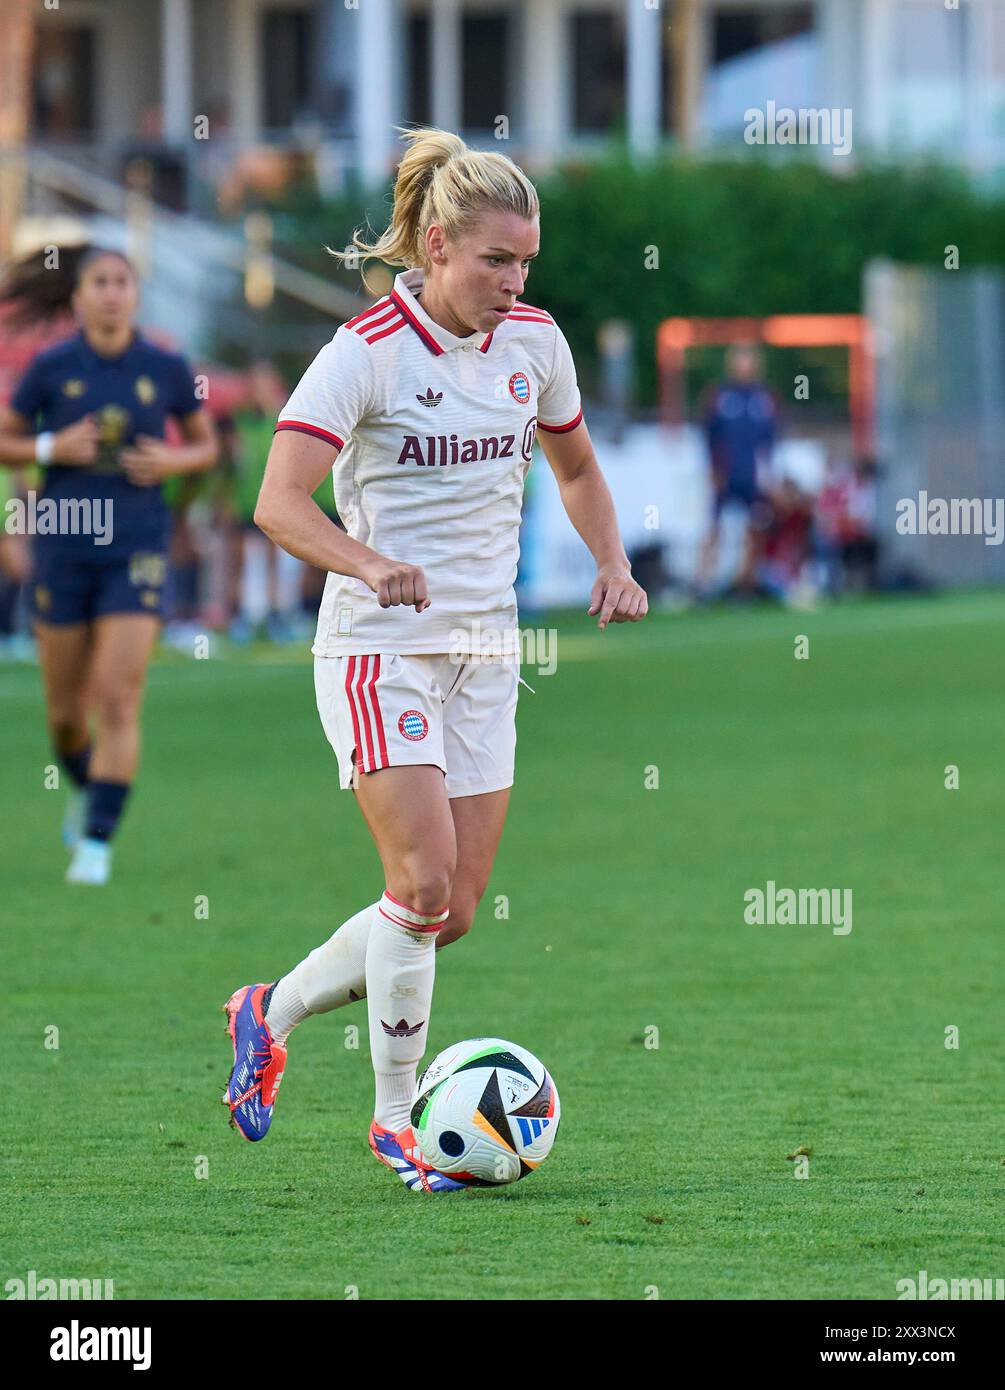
[3,590,1003,1299]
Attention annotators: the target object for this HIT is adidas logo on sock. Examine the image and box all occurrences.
[381,1017,424,1037]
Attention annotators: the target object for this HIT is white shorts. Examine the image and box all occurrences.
[314,652,520,798]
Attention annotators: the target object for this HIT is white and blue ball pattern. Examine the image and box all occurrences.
[410,1038,560,1186]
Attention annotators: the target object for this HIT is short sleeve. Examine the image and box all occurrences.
[10,357,49,427]
[276,326,376,451]
[168,353,201,417]
[537,323,583,433]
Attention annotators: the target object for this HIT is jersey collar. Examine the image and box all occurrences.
[75,328,141,368]
[390,268,494,356]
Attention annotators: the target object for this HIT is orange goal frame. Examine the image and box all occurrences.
[657,314,875,456]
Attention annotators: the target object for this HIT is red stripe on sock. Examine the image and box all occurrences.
[383,888,450,919]
[379,906,442,933]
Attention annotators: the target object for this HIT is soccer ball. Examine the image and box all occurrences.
[410,1038,560,1186]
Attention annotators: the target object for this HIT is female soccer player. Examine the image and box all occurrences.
[0,246,217,884]
[222,128,647,1191]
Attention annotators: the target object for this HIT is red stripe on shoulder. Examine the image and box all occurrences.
[345,298,393,331]
[513,299,553,319]
[352,303,399,337]
[364,314,408,345]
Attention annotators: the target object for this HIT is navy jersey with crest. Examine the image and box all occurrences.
[11,329,200,554]
[704,381,777,490]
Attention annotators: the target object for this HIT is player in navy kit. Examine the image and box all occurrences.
[0,246,217,883]
[698,343,778,597]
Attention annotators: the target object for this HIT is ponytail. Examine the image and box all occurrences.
[330,126,539,293]
[0,244,134,328]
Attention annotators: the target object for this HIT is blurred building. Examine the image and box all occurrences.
[11,0,1005,201]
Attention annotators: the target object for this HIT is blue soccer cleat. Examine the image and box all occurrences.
[221,983,287,1142]
[368,1119,468,1193]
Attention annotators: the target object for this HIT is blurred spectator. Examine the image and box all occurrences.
[120,105,188,212]
[697,343,778,597]
[814,456,879,595]
[229,362,293,642]
[759,477,814,604]
[157,358,345,647]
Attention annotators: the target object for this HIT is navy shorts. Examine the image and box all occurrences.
[31,545,168,625]
[714,481,772,528]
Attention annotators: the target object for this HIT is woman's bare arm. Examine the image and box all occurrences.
[254,429,430,611]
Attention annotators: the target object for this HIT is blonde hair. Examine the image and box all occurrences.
[330,126,539,290]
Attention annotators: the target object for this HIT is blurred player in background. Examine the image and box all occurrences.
[814,454,879,596]
[698,343,778,598]
[221,127,647,1191]
[0,246,217,884]
[0,463,31,659]
[229,361,288,642]
[758,476,814,604]
[228,360,329,643]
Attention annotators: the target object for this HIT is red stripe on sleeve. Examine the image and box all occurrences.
[275,420,345,449]
[537,409,583,434]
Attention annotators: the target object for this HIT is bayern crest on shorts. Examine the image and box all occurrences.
[508,371,531,404]
[398,709,429,741]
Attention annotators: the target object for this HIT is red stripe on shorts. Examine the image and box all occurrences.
[367,655,389,768]
[354,655,376,770]
[344,656,364,772]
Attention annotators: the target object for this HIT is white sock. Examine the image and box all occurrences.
[367,890,448,1133]
[265,903,373,1045]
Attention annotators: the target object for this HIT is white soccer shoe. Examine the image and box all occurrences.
[66,836,112,886]
[61,789,86,852]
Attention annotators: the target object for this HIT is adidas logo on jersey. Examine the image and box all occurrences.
[416,387,443,407]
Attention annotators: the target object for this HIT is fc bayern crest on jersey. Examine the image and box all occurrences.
[398,709,429,741]
[508,371,531,405]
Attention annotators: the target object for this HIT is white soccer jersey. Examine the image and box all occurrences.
[276,266,583,657]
